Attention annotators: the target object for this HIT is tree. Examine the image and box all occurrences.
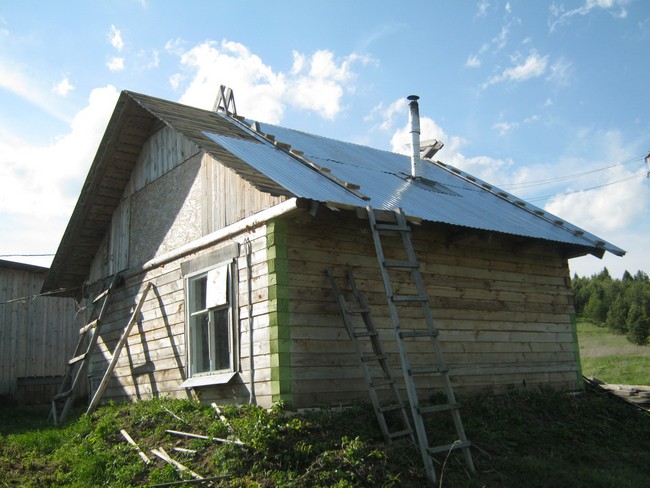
[626,304,650,346]
[605,296,628,335]
[584,293,607,325]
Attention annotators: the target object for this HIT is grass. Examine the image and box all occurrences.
[576,318,650,385]
[1,387,649,487]
[1,318,647,487]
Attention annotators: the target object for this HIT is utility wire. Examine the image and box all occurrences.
[496,155,645,190]
[0,253,55,258]
[0,286,81,305]
[525,170,648,203]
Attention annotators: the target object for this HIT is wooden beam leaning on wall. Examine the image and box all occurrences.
[87,282,153,415]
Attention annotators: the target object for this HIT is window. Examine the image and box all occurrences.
[186,262,235,378]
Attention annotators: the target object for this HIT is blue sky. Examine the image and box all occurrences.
[1,0,649,278]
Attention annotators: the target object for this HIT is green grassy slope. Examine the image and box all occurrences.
[576,319,650,385]
[1,388,649,487]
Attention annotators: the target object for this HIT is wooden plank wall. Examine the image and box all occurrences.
[0,265,78,403]
[283,208,580,408]
[201,153,286,234]
[87,224,275,407]
[89,128,286,283]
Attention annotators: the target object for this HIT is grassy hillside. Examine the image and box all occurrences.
[1,387,649,487]
[1,319,648,487]
[576,318,650,385]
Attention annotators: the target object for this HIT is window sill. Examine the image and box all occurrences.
[180,372,237,388]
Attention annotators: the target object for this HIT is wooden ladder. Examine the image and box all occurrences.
[86,282,153,415]
[50,274,120,425]
[326,269,414,443]
[366,206,475,485]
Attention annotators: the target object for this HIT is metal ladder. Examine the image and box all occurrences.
[326,268,414,443]
[366,206,474,485]
[50,274,119,425]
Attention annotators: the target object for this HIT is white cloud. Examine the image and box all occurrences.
[169,40,371,123]
[545,166,648,233]
[476,0,490,17]
[137,49,159,69]
[287,51,372,120]
[171,40,286,123]
[494,121,518,135]
[52,77,75,96]
[0,86,119,220]
[365,98,407,132]
[466,55,481,68]
[108,25,124,51]
[546,57,573,85]
[389,111,513,183]
[550,0,630,31]
[483,50,549,87]
[0,60,70,122]
[107,56,125,72]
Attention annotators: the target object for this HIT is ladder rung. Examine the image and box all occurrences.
[409,366,449,375]
[392,294,429,303]
[374,223,410,232]
[346,306,371,314]
[427,440,472,455]
[68,353,88,365]
[79,319,99,335]
[93,289,110,303]
[383,259,418,268]
[52,389,72,401]
[400,330,438,338]
[369,378,395,388]
[418,403,459,415]
[360,354,388,362]
[378,403,404,413]
[387,428,413,439]
[352,330,378,338]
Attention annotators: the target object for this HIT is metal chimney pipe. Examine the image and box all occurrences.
[408,95,421,178]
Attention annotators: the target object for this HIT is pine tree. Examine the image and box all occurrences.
[605,296,628,334]
[626,304,650,346]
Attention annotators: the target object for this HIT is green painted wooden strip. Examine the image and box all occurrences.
[266,219,293,407]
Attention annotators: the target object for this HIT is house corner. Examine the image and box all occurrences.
[266,219,293,408]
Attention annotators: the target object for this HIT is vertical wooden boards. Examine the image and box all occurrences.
[202,153,286,235]
[266,219,292,407]
[0,263,77,403]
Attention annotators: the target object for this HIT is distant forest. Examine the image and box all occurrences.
[572,269,650,346]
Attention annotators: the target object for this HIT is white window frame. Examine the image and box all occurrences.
[182,259,238,386]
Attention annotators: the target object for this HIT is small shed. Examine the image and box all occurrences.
[42,90,624,412]
[0,260,78,404]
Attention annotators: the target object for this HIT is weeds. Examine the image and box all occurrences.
[0,387,648,487]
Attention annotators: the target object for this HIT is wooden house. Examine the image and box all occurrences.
[41,90,624,412]
[0,260,78,404]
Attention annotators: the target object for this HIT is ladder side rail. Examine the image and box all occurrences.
[326,270,392,440]
[52,274,120,424]
[395,210,475,474]
[87,282,153,415]
[367,207,437,484]
[346,270,414,440]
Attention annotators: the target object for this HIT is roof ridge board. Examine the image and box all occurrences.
[256,120,404,159]
[428,159,625,257]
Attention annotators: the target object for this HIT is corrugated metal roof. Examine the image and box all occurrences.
[200,116,624,257]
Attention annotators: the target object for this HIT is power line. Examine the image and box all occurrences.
[0,253,55,257]
[496,155,645,190]
[526,170,648,203]
[0,286,81,305]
